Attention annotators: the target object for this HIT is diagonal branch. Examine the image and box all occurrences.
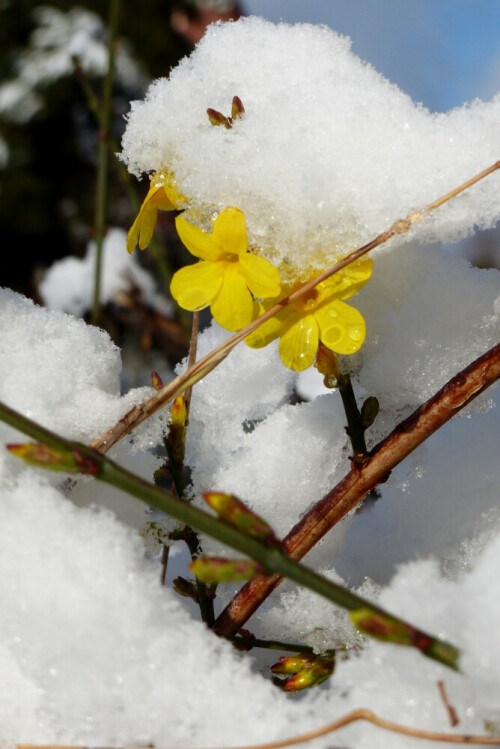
[213,343,500,636]
[90,161,500,453]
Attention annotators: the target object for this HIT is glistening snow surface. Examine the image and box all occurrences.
[121,17,500,272]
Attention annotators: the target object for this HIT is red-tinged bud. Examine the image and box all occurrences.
[271,654,316,675]
[170,395,187,428]
[315,345,339,387]
[190,556,263,584]
[231,96,245,120]
[7,442,99,475]
[284,657,334,691]
[151,371,163,391]
[173,576,199,603]
[272,653,335,691]
[207,108,232,129]
[350,608,413,645]
[203,492,281,548]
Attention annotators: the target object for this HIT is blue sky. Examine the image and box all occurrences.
[241,1,500,111]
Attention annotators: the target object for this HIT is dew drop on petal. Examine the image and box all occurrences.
[328,309,338,318]
[349,327,362,341]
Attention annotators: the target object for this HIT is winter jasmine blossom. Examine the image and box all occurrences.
[245,258,373,371]
[170,207,281,331]
[127,169,185,253]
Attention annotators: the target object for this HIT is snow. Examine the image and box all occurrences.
[40,228,172,318]
[121,17,500,274]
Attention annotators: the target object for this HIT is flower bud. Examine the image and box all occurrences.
[7,442,99,475]
[207,108,231,129]
[170,395,187,428]
[173,576,199,603]
[231,95,245,120]
[271,652,335,691]
[350,608,413,645]
[203,491,281,547]
[190,556,263,583]
[151,371,164,391]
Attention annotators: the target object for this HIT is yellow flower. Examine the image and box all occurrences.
[245,258,373,371]
[127,169,185,253]
[170,207,281,331]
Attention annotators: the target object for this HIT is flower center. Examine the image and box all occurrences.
[302,289,319,310]
[223,252,239,263]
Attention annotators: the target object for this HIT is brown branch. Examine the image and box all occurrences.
[213,343,500,636]
[16,707,500,749]
[90,161,500,454]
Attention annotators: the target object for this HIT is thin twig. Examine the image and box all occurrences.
[90,160,500,453]
[438,680,460,728]
[184,311,200,418]
[91,0,120,326]
[16,706,500,749]
[213,343,500,636]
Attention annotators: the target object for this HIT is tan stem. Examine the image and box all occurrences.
[90,161,500,454]
[213,343,500,636]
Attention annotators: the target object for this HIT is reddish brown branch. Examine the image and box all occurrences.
[213,343,500,636]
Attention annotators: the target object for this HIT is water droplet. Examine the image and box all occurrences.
[349,328,362,341]
[328,309,338,318]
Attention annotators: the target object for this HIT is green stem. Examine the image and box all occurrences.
[91,0,120,326]
[337,373,367,461]
[0,401,459,670]
[73,59,173,292]
[226,636,314,654]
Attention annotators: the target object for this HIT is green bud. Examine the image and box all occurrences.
[207,108,232,129]
[203,492,281,548]
[231,95,245,120]
[173,576,199,603]
[7,442,99,475]
[360,396,379,430]
[151,370,164,391]
[190,556,263,584]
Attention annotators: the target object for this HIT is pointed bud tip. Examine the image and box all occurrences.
[231,95,245,119]
[151,371,164,391]
[207,108,232,128]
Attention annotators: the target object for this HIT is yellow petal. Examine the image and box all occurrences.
[152,170,186,207]
[244,302,284,348]
[238,253,281,299]
[211,268,254,331]
[138,206,158,250]
[318,258,373,301]
[279,315,319,371]
[315,299,366,355]
[170,261,223,311]
[212,207,248,255]
[175,215,221,261]
[127,182,177,253]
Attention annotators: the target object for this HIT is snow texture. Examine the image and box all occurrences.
[40,228,172,318]
[121,17,500,273]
